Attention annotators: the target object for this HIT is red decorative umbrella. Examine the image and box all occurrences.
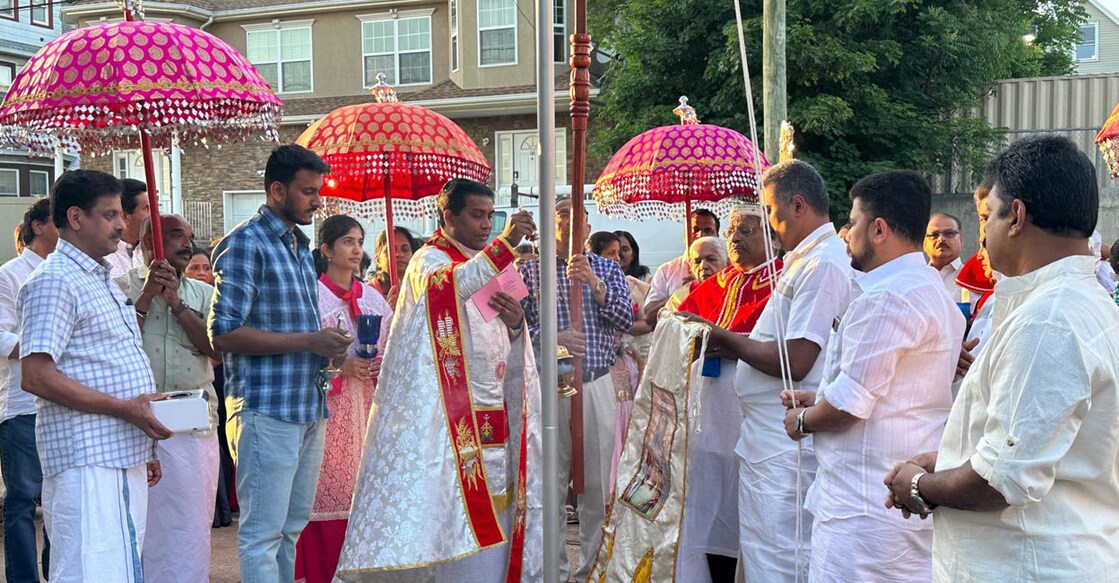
[0,0,281,259]
[593,97,769,246]
[1096,102,1119,178]
[295,76,490,286]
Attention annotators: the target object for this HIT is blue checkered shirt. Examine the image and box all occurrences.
[520,252,635,371]
[209,206,326,423]
[18,239,156,476]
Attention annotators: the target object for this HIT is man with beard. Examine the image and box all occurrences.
[208,145,353,582]
[105,178,151,278]
[784,171,964,582]
[117,214,220,583]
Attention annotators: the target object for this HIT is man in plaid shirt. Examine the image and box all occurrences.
[209,145,352,583]
[19,170,173,582]
[519,198,634,581]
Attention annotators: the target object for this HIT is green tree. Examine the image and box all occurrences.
[589,0,1085,221]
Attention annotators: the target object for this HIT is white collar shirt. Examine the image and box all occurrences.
[0,249,45,421]
[644,255,690,308]
[934,255,1119,581]
[734,223,854,462]
[105,239,147,280]
[807,252,964,527]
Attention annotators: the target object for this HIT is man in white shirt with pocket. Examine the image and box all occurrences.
[886,136,1119,582]
[785,170,964,582]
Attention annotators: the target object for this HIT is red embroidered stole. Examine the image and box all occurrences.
[423,230,529,577]
[679,259,783,333]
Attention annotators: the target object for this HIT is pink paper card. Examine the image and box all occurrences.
[471,265,530,322]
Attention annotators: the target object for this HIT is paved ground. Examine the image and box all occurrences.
[1,509,582,581]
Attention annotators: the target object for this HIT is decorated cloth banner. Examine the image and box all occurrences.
[587,313,710,583]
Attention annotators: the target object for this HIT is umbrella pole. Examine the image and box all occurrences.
[139,130,165,261]
[685,195,694,249]
[568,0,592,497]
[383,177,399,287]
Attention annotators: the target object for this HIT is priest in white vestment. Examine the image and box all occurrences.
[336,179,542,582]
[886,136,1119,582]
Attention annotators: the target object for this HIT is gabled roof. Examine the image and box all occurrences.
[1089,0,1119,26]
[405,74,570,101]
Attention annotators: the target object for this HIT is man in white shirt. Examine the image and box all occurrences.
[686,160,854,582]
[924,212,969,305]
[642,209,720,324]
[886,136,1119,582]
[105,178,150,278]
[785,170,964,583]
[0,198,57,582]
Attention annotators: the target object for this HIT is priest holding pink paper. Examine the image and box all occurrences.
[336,179,543,582]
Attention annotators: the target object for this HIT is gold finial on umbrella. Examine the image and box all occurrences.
[779,121,795,162]
[369,73,399,103]
[673,96,700,125]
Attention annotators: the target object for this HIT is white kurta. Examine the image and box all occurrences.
[336,237,542,583]
[808,252,964,583]
[934,255,1119,582]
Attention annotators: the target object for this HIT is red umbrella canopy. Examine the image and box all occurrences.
[0,20,282,154]
[592,114,769,221]
[1096,101,1119,178]
[296,101,490,220]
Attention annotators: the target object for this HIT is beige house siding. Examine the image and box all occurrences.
[1076,2,1119,75]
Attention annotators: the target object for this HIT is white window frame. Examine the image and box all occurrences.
[554,0,565,64]
[29,170,50,198]
[477,0,518,67]
[31,0,51,27]
[1076,20,1100,63]
[112,150,172,211]
[223,190,315,243]
[242,19,315,95]
[0,169,19,197]
[494,128,567,206]
[0,0,15,21]
[357,10,435,88]
[450,0,460,72]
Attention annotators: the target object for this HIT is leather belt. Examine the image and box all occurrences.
[583,367,609,383]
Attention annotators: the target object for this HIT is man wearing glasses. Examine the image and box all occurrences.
[924,213,970,306]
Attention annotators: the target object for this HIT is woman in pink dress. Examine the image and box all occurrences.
[295,215,392,583]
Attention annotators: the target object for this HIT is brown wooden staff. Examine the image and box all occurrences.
[568,0,591,494]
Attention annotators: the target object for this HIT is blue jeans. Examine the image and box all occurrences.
[229,410,325,583]
[0,414,50,582]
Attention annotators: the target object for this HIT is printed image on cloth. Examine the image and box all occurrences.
[619,384,677,519]
[587,313,709,583]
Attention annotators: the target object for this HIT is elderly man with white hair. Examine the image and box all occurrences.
[664,236,729,312]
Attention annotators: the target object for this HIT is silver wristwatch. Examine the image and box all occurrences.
[909,472,935,514]
[593,278,606,295]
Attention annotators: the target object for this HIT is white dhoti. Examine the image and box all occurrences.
[809,515,932,583]
[738,450,815,582]
[676,358,741,582]
[42,463,149,583]
[143,431,220,583]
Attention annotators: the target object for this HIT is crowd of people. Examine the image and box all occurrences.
[0,134,1115,582]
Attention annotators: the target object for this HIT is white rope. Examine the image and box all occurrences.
[731,1,806,580]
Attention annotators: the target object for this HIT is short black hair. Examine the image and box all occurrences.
[930,212,961,232]
[19,198,52,246]
[515,243,534,254]
[692,208,720,232]
[763,160,829,215]
[120,178,147,215]
[1110,239,1119,274]
[985,136,1097,238]
[264,145,330,192]
[849,170,931,245]
[437,179,494,226]
[586,231,620,255]
[51,170,123,229]
[191,246,210,258]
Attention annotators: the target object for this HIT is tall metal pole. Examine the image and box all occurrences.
[568,0,591,497]
[762,0,786,161]
[536,0,560,579]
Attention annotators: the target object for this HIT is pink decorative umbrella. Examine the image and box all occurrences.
[0,0,281,259]
[593,96,769,245]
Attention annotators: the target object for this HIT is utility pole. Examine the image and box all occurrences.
[763,0,786,161]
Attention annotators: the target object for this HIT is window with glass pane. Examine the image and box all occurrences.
[363,17,431,86]
[31,0,50,26]
[450,0,459,72]
[246,27,312,93]
[0,170,17,197]
[554,0,565,63]
[1077,23,1098,61]
[479,0,516,65]
[494,129,568,204]
[0,0,13,20]
[0,63,14,87]
[29,171,50,198]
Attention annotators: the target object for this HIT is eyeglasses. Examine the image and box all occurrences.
[925,230,960,240]
[724,226,762,238]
